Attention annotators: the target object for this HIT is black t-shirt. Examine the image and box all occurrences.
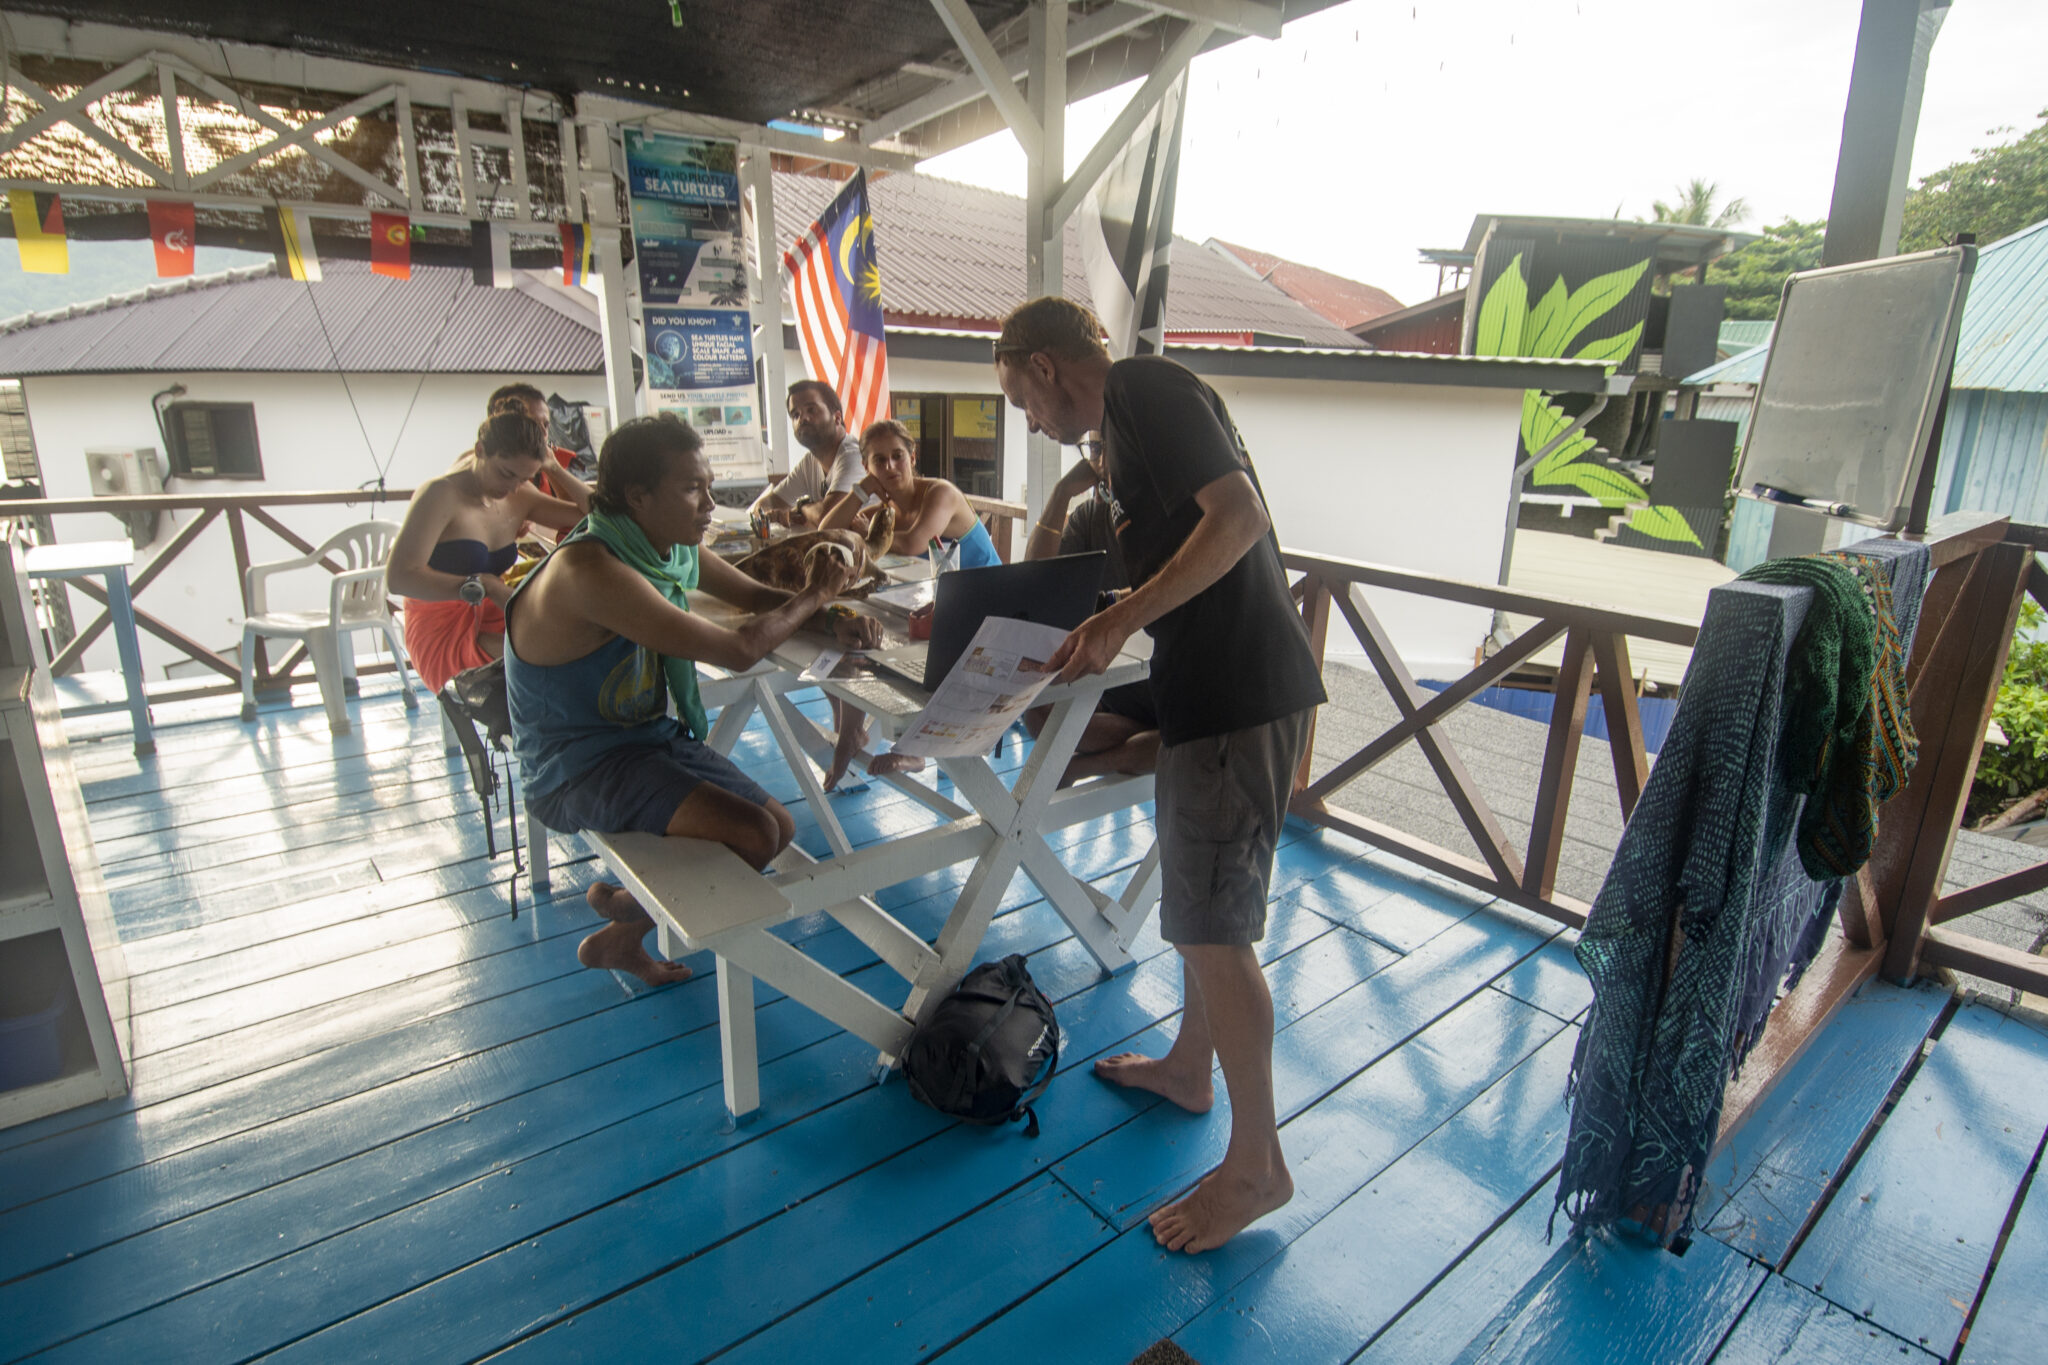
[1100,355,1325,744]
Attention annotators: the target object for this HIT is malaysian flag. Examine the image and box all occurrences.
[782,171,891,432]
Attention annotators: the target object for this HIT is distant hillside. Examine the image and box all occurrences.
[0,240,269,319]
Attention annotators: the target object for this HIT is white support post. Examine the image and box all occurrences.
[1022,0,1069,525]
[396,90,424,215]
[156,63,186,189]
[504,96,532,222]
[740,145,792,477]
[579,119,641,427]
[451,94,478,217]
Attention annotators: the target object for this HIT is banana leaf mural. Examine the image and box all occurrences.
[1472,245,1703,548]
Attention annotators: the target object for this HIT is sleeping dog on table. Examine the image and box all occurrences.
[728,504,914,790]
[729,504,894,596]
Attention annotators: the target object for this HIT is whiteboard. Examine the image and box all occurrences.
[1735,244,1975,530]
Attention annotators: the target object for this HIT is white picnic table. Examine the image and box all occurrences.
[584,566,1161,1123]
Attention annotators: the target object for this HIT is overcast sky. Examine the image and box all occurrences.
[922,0,2048,306]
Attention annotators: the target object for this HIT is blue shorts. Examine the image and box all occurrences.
[528,735,774,836]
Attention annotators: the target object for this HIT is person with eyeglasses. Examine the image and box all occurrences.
[1020,435,1159,783]
[994,295,1325,1255]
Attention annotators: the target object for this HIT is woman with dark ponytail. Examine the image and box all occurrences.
[388,410,583,691]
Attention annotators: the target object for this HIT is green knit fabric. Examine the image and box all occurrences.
[1736,552,1917,878]
[569,508,709,742]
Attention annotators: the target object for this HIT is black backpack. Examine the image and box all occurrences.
[901,955,1059,1136]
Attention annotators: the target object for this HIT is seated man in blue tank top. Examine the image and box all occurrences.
[505,415,879,986]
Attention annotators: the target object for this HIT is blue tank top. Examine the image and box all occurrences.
[920,518,1001,570]
[503,559,678,804]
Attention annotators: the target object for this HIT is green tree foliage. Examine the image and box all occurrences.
[1649,178,1748,229]
[1971,600,2048,819]
[1698,218,1826,320]
[1901,108,2048,253]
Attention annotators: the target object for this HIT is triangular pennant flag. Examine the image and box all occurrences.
[147,200,196,278]
[470,220,514,287]
[370,211,411,280]
[9,190,68,274]
[559,223,593,286]
[274,207,322,282]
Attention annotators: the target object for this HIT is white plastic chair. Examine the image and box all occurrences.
[239,520,419,734]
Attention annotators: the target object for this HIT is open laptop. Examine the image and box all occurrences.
[873,551,1107,689]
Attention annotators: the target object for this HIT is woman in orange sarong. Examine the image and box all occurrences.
[389,412,587,692]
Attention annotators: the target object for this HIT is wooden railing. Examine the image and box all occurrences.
[0,487,413,699]
[1281,509,2047,1145]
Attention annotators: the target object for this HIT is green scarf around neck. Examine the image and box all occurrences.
[574,506,709,741]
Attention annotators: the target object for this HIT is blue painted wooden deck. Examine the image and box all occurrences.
[5,679,2048,1364]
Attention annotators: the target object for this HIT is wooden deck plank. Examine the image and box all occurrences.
[702,1176,1113,1365]
[1786,1003,2048,1356]
[1961,1147,2048,1364]
[1171,1024,1578,1364]
[948,996,1574,1365]
[1465,1222,1765,1365]
[1352,1189,1561,1365]
[20,679,2048,1365]
[0,874,1129,1308]
[1713,1277,1941,1364]
[0,805,1173,1198]
[1696,980,1950,1267]
[175,911,1358,1362]
[1053,906,1555,1230]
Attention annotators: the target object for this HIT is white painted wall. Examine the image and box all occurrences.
[834,351,1519,676]
[1204,374,1520,680]
[29,355,1520,683]
[27,370,606,677]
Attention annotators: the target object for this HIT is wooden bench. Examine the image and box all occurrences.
[583,829,918,1123]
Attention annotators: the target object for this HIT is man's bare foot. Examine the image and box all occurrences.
[1092,1052,1214,1113]
[868,751,925,778]
[586,881,650,924]
[576,921,691,986]
[1149,1160,1294,1253]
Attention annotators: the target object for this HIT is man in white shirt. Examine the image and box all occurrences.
[748,380,863,528]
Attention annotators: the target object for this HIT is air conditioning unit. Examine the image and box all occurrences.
[85,447,164,544]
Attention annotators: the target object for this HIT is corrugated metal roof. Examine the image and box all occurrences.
[1952,218,2048,394]
[1684,342,1770,388]
[0,260,605,376]
[1206,240,1406,330]
[771,171,1368,349]
[1717,319,1774,353]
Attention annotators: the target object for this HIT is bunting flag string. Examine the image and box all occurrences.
[8,190,67,275]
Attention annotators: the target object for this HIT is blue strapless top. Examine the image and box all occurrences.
[428,539,517,576]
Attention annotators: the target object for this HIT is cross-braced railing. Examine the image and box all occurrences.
[1282,547,1699,930]
[0,488,412,699]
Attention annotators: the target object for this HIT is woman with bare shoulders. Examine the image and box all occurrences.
[387,411,586,692]
[818,419,1002,569]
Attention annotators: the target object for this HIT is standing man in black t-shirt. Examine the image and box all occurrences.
[995,296,1326,1253]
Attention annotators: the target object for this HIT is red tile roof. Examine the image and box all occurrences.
[772,173,1368,349]
[1210,240,1405,330]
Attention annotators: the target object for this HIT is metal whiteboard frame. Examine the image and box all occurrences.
[1736,244,1976,530]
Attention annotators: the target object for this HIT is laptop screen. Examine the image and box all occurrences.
[923,551,1107,685]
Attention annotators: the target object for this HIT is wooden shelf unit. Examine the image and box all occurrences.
[0,543,129,1129]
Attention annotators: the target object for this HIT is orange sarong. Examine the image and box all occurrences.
[402,596,506,693]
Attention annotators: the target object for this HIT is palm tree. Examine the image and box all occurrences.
[1648,179,1748,229]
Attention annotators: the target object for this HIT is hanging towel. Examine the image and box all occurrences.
[1555,539,1929,1242]
[1737,553,1919,879]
